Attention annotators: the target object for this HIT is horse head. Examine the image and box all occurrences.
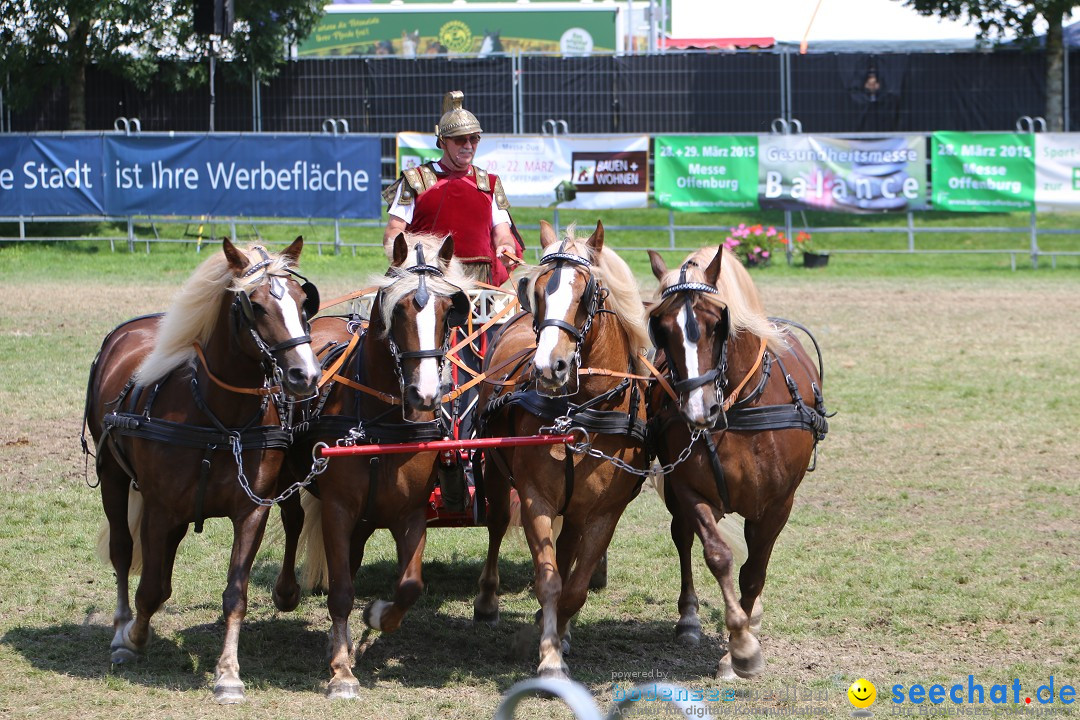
[648,246,729,430]
[224,236,321,398]
[374,232,471,420]
[519,220,606,396]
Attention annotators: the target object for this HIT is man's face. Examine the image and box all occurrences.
[440,133,480,171]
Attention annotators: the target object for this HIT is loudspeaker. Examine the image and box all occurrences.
[194,0,234,36]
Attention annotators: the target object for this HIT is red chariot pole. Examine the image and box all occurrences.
[318,434,576,457]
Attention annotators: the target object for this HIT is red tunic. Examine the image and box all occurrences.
[407,168,512,286]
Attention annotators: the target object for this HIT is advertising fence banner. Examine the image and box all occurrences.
[0,135,382,219]
[931,132,1034,212]
[396,133,649,209]
[1034,132,1080,211]
[654,135,759,212]
[758,135,928,213]
[0,136,107,215]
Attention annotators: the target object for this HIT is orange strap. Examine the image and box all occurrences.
[447,298,520,362]
[722,337,768,412]
[635,353,680,405]
[192,343,281,396]
[328,374,402,406]
[318,285,378,313]
[441,345,537,401]
[317,330,362,389]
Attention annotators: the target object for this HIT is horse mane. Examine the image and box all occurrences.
[523,223,651,371]
[652,246,787,353]
[371,232,475,336]
[135,244,298,385]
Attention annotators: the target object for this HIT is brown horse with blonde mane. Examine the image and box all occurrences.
[647,245,829,679]
[82,238,321,703]
[473,220,651,680]
[287,232,473,699]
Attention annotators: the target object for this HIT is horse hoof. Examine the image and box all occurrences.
[326,678,361,700]
[473,608,499,626]
[273,586,301,613]
[731,651,765,679]
[213,682,246,704]
[110,646,139,665]
[675,624,702,646]
[717,652,737,681]
[561,638,571,656]
[538,665,571,683]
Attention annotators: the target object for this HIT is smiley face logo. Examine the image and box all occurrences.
[847,678,877,709]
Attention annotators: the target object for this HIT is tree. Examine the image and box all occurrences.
[900,0,1078,130]
[0,0,325,130]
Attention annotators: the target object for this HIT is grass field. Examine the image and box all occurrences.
[0,232,1078,720]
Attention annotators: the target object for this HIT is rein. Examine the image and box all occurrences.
[193,342,282,396]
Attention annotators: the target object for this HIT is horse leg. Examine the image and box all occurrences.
[100,473,136,663]
[364,509,427,634]
[668,491,701,645]
[520,505,567,680]
[212,507,271,704]
[687,499,761,680]
[272,492,304,612]
[473,463,511,625]
[115,505,175,664]
[324,500,364,700]
[723,504,793,677]
[557,515,617,660]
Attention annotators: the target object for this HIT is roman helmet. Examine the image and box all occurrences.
[436,91,482,145]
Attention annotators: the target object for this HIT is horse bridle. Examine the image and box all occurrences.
[650,261,731,411]
[517,244,607,396]
[231,247,320,397]
[381,243,470,415]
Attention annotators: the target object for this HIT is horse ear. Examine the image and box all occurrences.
[705,246,724,286]
[648,250,667,280]
[222,237,247,274]
[586,220,605,254]
[438,234,455,267]
[539,220,558,248]
[392,233,409,267]
[281,236,304,264]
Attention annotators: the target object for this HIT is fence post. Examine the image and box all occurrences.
[1029,211,1039,269]
[334,218,342,255]
[784,210,793,265]
[127,217,135,253]
[668,209,676,249]
[907,211,915,252]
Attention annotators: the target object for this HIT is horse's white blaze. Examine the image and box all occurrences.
[679,304,707,422]
[534,272,576,372]
[271,292,320,377]
[414,299,440,399]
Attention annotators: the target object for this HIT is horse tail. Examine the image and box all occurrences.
[94,486,144,574]
[298,491,329,593]
[651,476,748,566]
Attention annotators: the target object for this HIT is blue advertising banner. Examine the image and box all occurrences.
[0,136,106,215]
[104,135,382,218]
[0,134,382,219]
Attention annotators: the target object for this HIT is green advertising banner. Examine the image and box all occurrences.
[299,8,617,57]
[931,132,1034,212]
[654,136,759,212]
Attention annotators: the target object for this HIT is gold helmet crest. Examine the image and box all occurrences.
[436,90,483,138]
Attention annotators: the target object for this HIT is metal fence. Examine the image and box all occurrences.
[3,49,1080,267]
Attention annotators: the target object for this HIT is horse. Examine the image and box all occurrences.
[82,237,321,704]
[288,232,472,699]
[473,220,652,680]
[646,245,829,679]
